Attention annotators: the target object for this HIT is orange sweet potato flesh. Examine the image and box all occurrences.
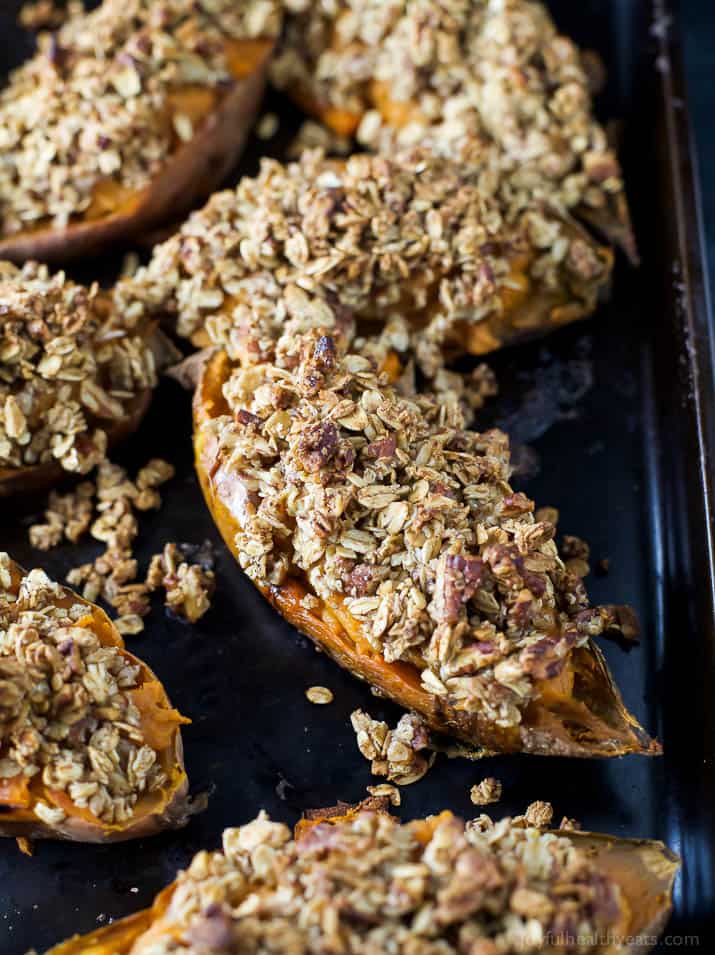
[193,351,659,758]
[0,39,274,264]
[0,559,191,843]
[43,800,679,955]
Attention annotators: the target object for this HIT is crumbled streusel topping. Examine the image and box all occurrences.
[0,261,158,475]
[63,457,176,627]
[470,776,503,806]
[0,553,166,824]
[351,709,434,785]
[205,331,621,729]
[114,149,610,370]
[272,0,631,253]
[2,0,281,234]
[146,542,215,624]
[128,808,624,955]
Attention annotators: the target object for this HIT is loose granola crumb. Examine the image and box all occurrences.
[559,816,582,831]
[524,800,554,828]
[366,783,401,806]
[256,112,279,140]
[305,686,334,705]
[114,614,145,636]
[470,777,503,807]
[145,542,215,624]
[351,710,434,786]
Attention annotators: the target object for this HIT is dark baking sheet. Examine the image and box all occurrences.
[1,0,714,951]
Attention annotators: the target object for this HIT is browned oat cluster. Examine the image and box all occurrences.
[0,554,166,824]
[30,460,215,633]
[1,0,281,236]
[351,709,434,785]
[0,262,158,475]
[146,542,216,625]
[204,330,623,731]
[115,148,610,373]
[126,807,625,955]
[470,776,503,807]
[272,0,632,254]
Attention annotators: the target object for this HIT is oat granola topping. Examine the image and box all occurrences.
[146,542,216,625]
[0,261,158,475]
[129,808,625,954]
[115,148,609,371]
[0,553,166,824]
[2,0,281,235]
[305,685,333,705]
[60,458,176,629]
[272,0,630,249]
[351,709,434,785]
[470,776,502,806]
[205,331,622,729]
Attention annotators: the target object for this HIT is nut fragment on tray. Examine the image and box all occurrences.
[272,0,636,261]
[42,801,679,954]
[0,554,190,842]
[114,148,613,361]
[0,0,281,262]
[0,261,172,497]
[194,330,660,758]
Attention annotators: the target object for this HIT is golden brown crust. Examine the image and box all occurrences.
[194,350,659,758]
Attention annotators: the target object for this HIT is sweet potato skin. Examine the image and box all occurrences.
[41,801,679,955]
[0,559,191,842]
[193,351,660,759]
[0,43,273,264]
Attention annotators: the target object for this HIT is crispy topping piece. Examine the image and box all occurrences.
[351,709,434,785]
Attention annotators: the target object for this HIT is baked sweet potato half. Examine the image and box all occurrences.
[0,554,190,842]
[114,149,613,362]
[193,338,659,759]
[0,260,176,498]
[42,800,678,955]
[272,0,636,262]
[0,0,280,263]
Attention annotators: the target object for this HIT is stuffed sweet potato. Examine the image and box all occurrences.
[0,554,190,842]
[0,260,176,497]
[114,149,612,363]
[193,334,659,759]
[272,0,637,261]
[0,0,280,263]
[43,799,678,954]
